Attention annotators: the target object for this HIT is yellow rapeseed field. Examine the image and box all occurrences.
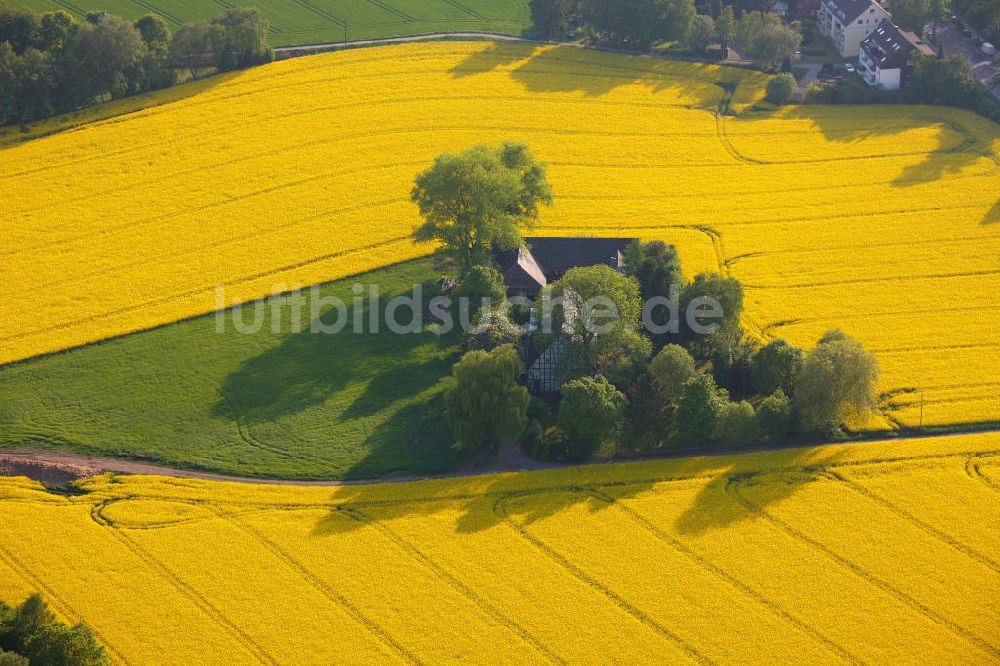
[0,432,998,663]
[1,41,998,428]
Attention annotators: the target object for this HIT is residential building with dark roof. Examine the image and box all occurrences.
[493,237,637,297]
[817,0,890,56]
[859,20,936,89]
[493,236,638,393]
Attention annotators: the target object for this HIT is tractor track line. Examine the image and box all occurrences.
[91,500,279,665]
[493,494,713,665]
[966,455,1000,492]
[728,476,1000,660]
[340,505,565,665]
[824,470,1000,574]
[584,488,862,665]
[217,508,422,665]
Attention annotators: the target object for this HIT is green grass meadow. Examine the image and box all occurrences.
[0,260,465,480]
[9,0,531,46]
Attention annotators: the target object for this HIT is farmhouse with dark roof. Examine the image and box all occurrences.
[493,237,637,298]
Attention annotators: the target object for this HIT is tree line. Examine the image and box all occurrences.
[410,142,882,463]
[0,2,272,126]
[528,0,801,68]
[1,593,108,666]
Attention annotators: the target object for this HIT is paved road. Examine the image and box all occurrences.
[938,24,1000,98]
[795,58,824,87]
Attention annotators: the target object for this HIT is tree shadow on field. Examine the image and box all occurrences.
[983,198,1000,223]
[449,42,733,106]
[212,278,458,426]
[741,104,997,187]
[308,467,658,538]
[308,441,854,548]
[448,41,541,78]
[671,446,828,535]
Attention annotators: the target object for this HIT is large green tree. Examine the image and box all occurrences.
[688,13,717,52]
[752,338,804,395]
[736,11,801,69]
[452,264,507,323]
[581,0,695,46]
[0,594,108,666]
[170,21,221,76]
[624,240,683,303]
[530,0,577,39]
[69,14,146,99]
[795,330,880,433]
[210,7,272,69]
[444,344,529,453]
[412,142,553,272]
[37,10,77,56]
[0,2,38,53]
[680,272,743,355]
[671,372,727,445]
[756,388,791,440]
[717,399,759,445]
[557,374,627,459]
[648,343,697,404]
[626,343,696,448]
[135,14,170,57]
[538,264,643,367]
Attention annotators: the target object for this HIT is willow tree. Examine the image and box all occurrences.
[410,141,552,274]
[795,330,880,433]
[444,344,529,454]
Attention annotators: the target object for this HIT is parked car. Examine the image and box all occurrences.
[844,63,856,73]
[983,42,996,56]
[963,28,974,38]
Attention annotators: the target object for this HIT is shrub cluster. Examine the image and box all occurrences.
[0,594,108,666]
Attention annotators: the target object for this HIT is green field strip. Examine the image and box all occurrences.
[4,0,529,45]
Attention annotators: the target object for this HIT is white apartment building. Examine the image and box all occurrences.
[817,0,891,57]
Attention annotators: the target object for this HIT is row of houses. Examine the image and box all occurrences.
[817,0,936,89]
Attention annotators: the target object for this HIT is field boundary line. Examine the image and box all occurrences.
[217,508,422,665]
[728,475,1000,659]
[90,500,279,666]
[493,494,713,665]
[341,506,565,665]
[0,228,410,346]
[585,488,862,664]
[824,470,1000,574]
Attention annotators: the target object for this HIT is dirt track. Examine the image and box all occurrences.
[3,427,996,487]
